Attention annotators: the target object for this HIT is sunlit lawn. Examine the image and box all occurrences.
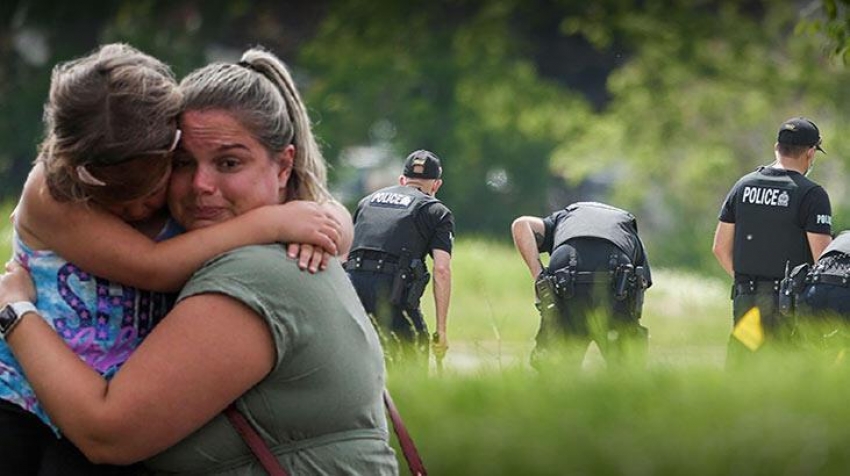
[418,236,732,372]
[397,238,850,475]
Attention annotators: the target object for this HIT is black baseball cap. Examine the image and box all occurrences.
[403,150,442,179]
[777,117,825,153]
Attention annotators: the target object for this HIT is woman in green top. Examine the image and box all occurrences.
[0,47,398,475]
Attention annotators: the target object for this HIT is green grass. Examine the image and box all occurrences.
[0,200,14,261]
[418,236,732,371]
[392,238,850,475]
[389,356,850,475]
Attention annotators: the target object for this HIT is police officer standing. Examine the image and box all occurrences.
[712,117,832,364]
[512,202,652,369]
[345,150,454,369]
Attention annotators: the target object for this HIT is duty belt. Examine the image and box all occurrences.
[808,273,850,287]
[570,271,615,284]
[343,255,400,274]
[734,278,780,295]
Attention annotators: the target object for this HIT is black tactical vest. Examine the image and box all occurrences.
[350,185,439,262]
[551,202,640,260]
[733,168,816,279]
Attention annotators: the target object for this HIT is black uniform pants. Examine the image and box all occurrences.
[727,280,795,368]
[531,283,647,370]
[347,270,430,369]
[0,400,140,476]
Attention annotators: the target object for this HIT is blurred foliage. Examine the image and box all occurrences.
[301,0,595,234]
[1,0,849,276]
[0,0,328,195]
[798,0,850,64]
[546,0,850,274]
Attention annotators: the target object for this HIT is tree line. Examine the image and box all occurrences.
[1,0,848,274]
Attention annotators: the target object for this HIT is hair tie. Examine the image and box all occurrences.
[76,165,106,186]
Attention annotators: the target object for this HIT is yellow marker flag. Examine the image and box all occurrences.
[732,306,764,351]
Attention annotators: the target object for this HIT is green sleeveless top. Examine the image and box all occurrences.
[143,245,398,475]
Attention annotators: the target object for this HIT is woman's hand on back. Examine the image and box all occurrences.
[0,261,37,306]
[287,243,333,273]
[274,201,342,257]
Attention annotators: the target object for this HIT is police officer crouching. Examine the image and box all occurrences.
[512,202,652,370]
[345,150,455,370]
[787,231,850,352]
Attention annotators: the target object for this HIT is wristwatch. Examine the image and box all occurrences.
[0,302,37,339]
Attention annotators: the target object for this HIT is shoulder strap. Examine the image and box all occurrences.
[384,388,428,476]
[226,392,426,476]
[225,404,290,476]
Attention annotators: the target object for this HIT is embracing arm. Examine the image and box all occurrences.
[285,199,354,273]
[511,216,546,278]
[325,199,353,259]
[1,265,274,464]
[16,166,341,292]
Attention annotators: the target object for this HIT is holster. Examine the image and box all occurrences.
[779,263,810,316]
[534,271,562,325]
[550,268,575,299]
[632,266,648,319]
[390,256,430,308]
[404,260,430,308]
[613,264,634,301]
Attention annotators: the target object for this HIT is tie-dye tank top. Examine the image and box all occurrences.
[1,221,182,430]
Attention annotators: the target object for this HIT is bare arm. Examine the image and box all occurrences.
[325,199,353,259]
[511,216,546,278]
[807,232,832,261]
[431,249,451,353]
[17,165,341,292]
[712,221,735,277]
[0,264,274,465]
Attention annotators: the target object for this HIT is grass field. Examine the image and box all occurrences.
[5,212,850,474]
[393,238,850,475]
[416,237,732,372]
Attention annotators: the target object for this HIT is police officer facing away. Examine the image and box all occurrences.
[345,150,455,368]
[712,117,832,363]
[512,202,652,369]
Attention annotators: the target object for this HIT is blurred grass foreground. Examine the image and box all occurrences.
[4,217,850,474]
[397,238,850,475]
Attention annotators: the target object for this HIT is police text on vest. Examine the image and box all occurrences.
[741,186,789,207]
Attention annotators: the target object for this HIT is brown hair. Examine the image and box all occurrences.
[776,143,812,159]
[179,47,331,203]
[38,43,182,203]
